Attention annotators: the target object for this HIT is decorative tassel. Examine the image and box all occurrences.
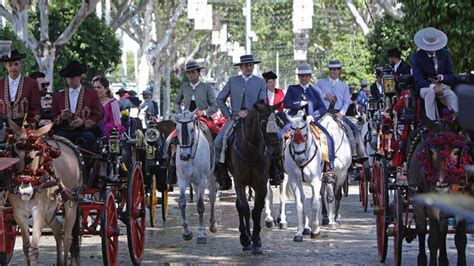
[266,113,280,133]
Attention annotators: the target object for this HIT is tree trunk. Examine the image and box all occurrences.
[375,0,405,21]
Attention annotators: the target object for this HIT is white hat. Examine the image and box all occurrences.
[414,27,448,52]
[296,64,312,75]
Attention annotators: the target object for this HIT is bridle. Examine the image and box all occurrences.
[176,118,200,160]
[289,122,319,182]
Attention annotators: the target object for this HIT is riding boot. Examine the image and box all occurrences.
[269,158,284,186]
[215,162,232,190]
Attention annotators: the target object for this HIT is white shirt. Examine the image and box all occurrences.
[330,78,339,87]
[376,81,383,94]
[393,60,402,73]
[8,75,21,102]
[267,90,275,105]
[68,86,82,113]
[242,74,253,82]
[190,81,200,100]
[299,83,309,92]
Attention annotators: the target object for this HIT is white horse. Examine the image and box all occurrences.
[284,111,324,241]
[318,113,352,230]
[174,110,217,244]
[264,173,290,229]
[8,122,82,266]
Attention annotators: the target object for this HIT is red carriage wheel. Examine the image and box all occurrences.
[126,162,146,265]
[393,189,404,266]
[0,208,17,265]
[359,165,368,212]
[375,160,388,262]
[101,190,119,266]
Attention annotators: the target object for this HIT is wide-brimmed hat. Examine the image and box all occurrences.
[234,54,261,66]
[296,64,312,75]
[115,88,128,95]
[360,80,369,87]
[184,60,205,72]
[128,90,137,97]
[142,89,153,95]
[386,48,401,58]
[59,60,88,78]
[414,27,447,52]
[262,71,278,81]
[327,60,343,69]
[0,49,26,62]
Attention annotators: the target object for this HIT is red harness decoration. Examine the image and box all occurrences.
[416,132,471,185]
[293,128,306,144]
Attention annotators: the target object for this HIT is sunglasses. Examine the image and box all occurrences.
[40,82,50,88]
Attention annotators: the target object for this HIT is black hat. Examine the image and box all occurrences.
[115,87,128,95]
[130,96,142,106]
[234,54,261,66]
[59,60,88,78]
[262,71,278,81]
[0,49,26,62]
[128,90,137,97]
[184,60,205,72]
[386,48,401,58]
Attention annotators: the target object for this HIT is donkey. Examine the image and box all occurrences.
[8,122,82,265]
[409,129,471,266]
[284,111,324,241]
[174,110,217,244]
[318,113,352,229]
[227,102,282,254]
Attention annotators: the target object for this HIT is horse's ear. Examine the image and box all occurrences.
[302,114,307,122]
[254,100,266,112]
[286,113,296,125]
[34,122,54,137]
[8,119,22,136]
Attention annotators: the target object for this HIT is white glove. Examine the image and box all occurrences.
[300,100,308,107]
[306,115,314,123]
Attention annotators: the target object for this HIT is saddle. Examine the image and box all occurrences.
[309,123,329,163]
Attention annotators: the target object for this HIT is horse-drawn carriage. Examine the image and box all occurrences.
[0,119,148,265]
[367,69,474,265]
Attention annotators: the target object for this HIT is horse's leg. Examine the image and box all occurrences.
[251,182,267,254]
[438,216,449,266]
[334,179,344,227]
[196,176,208,244]
[414,204,428,266]
[208,173,218,233]
[178,179,193,241]
[428,217,440,266]
[310,178,322,238]
[455,219,467,266]
[278,174,288,229]
[324,181,337,230]
[290,178,305,242]
[235,182,252,250]
[46,213,64,266]
[264,180,274,228]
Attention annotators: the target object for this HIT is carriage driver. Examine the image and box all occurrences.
[316,60,368,163]
[284,64,336,174]
[166,60,219,185]
[214,55,269,190]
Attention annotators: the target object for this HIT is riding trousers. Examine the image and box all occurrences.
[341,116,368,159]
[214,120,234,163]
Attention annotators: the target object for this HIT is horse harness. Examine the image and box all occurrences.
[289,123,319,183]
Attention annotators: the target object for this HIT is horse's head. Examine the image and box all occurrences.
[287,110,312,165]
[417,130,472,193]
[250,101,284,159]
[174,110,196,161]
[9,121,59,201]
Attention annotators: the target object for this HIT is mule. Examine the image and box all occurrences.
[284,111,324,241]
[174,111,217,244]
[318,113,352,230]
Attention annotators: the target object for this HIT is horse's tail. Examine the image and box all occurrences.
[70,206,81,262]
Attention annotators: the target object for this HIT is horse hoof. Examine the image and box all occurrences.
[311,231,320,239]
[279,222,288,229]
[302,228,311,235]
[209,224,217,233]
[265,221,274,228]
[242,244,253,251]
[183,231,193,241]
[252,246,263,255]
[293,235,303,242]
[329,223,339,230]
[322,217,329,226]
[196,237,207,244]
[336,220,341,226]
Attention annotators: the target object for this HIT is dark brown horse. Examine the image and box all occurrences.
[227,102,282,254]
[408,128,471,266]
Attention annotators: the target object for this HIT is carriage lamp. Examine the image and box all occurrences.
[0,40,12,58]
[146,145,156,160]
[108,129,120,154]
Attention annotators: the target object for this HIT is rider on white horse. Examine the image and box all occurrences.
[284,64,335,174]
[316,60,368,163]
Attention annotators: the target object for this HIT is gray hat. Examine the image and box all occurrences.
[296,64,312,75]
[414,27,447,52]
[184,60,205,72]
[360,80,369,87]
[234,54,261,66]
[327,60,343,69]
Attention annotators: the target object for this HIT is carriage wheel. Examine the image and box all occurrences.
[162,186,170,222]
[343,174,349,197]
[100,190,119,266]
[393,189,404,266]
[375,160,389,262]
[359,165,368,212]
[0,208,17,265]
[148,174,157,227]
[126,163,146,265]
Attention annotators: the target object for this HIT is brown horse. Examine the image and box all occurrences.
[408,128,471,266]
[227,102,282,254]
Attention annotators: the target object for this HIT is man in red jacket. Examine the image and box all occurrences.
[0,49,41,127]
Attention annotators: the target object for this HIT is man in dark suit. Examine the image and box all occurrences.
[370,67,384,102]
[0,49,41,126]
[387,48,411,76]
[412,27,458,122]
